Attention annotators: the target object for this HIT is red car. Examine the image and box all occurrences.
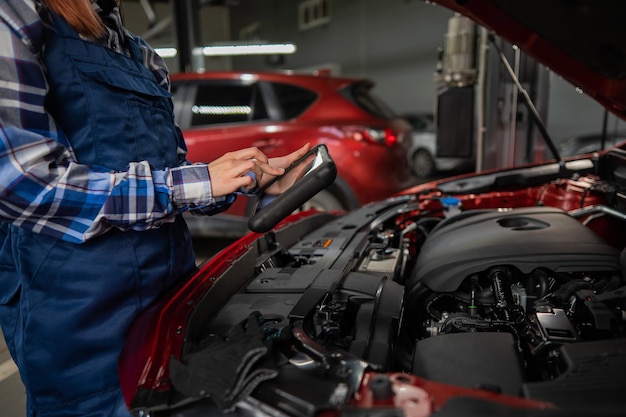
[120,1,626,417]
[170,71,414,237]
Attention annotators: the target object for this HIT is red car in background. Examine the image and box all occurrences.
[170,70,414,237]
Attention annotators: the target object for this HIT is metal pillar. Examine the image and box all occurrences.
[172,0,201,73]
[482,36,550,170]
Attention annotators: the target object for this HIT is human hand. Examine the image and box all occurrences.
[208,147,285,197]
[259,144,312,195]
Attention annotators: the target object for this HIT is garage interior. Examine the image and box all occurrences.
[120,0,626,171]
[1,1,626,415]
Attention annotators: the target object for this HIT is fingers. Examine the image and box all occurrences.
[217,147,270,165]
[208,158,259,196]
[256,143,313,190]
[267,143,311,169]
[257,161,285,177]
[293,143,311,158]
[208,145,312,197]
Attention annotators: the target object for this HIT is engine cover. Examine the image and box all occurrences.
[412,207,620,292]
[412,332,523,395]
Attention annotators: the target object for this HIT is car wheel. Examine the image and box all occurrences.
[412,149,436,178]
[297,189,345,212]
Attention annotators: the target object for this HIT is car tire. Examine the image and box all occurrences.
[412,149,436,178]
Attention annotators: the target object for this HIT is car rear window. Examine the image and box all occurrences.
[189,83,269,126]
[340,82,396,120]
[269,82,317,119]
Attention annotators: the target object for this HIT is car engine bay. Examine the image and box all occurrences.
[124,152,626,417]
[160,152,624,416]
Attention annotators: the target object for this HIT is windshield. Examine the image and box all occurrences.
[549,73,626,158]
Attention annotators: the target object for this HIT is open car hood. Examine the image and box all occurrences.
[431,0,626,120]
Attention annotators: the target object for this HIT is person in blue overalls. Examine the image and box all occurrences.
[0,1,308,416]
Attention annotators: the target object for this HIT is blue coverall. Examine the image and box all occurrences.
[0,10,196,417]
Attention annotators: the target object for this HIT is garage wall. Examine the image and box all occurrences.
[226,0,624,141]
[227,0,454,115]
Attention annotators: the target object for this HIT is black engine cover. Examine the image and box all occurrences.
[412,207,620,292]
[412,332,524,395]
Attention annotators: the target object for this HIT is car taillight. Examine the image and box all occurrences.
[382,127,398,146]
[342,126,399,146]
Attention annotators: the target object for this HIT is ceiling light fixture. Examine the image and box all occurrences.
[154,47,178,58]
[155,42,296,59]
[198,42,297,56]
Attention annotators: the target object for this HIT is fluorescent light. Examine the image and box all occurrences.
[192,105,251,115]
[200,42,297,56]
[155,47,178,58]
[155,42,297,59]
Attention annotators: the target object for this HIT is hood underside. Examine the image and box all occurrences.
[432,0,626,120]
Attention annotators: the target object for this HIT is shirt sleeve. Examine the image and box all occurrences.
[0,127,232,244]
[0,8,231,244]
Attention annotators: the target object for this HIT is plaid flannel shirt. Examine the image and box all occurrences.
[0,0,231,244]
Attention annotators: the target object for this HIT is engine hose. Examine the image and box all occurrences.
[550,279,592,305]
[400,282,434,340]
[488,267,515,307]
[488,266,516,320]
